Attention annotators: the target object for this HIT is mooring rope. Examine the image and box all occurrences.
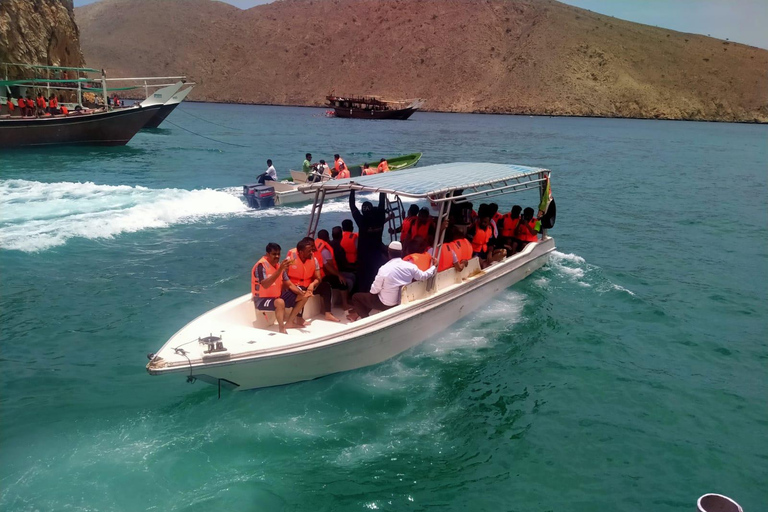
[176,107,242,131]
[164,118,248,148]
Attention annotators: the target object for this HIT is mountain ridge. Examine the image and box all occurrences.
[77,0,768,122]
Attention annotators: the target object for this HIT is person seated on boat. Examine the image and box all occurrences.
[333,154,349,178]
[468,209,494,266]
[390,204,419,237]
[252,242,310,334]
[288,237,340,323]
[113,95,121,107]
[497,205,522,256]
[258,159,277,185]
[316,229,355,310]
[361,163,377,176]
[339,219,358,268]
[377,158,390,173]
[318,159,332,179]
[60,101,69,116]
[403,235,432,271]
[510,207,541,254]
[436,229,466,273]
[446,225,473,267]
[349,190,390,294]
[402,207,435,254]
[488,203,501,239]
[347,241,436,322]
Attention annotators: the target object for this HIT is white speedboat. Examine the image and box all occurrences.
[148,162,556,391]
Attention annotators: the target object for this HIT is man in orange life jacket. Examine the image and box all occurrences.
[402,207,434,254]
[377,158,390,173]
[316,229,355,310]
[339,219,358,268]
[511,207,540,254]
[469,212,494,263]
[497,205,522,255]
[333,154,349,179]
[403,235,432,271]
[287,237,340,322]
[5,96,14,115]
[331,225,357,283]
[446,225,472,267]
[252,242,310,333]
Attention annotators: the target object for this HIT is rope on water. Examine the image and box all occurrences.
[164,119,249,148]
[176,107,242,131]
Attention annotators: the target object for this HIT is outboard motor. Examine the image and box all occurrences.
[243,183,275,209]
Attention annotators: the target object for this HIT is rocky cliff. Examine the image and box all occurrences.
[77,0,767,122]
[0,0,85,74]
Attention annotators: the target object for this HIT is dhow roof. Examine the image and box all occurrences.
[299,162,549,199]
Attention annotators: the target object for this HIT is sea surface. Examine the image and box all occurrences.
[0,105,766,512]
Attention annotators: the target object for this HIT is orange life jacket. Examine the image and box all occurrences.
[515,219,539,243]
[25,99,34,108]
[340,232,358,263]
[471,223,493,253]
[407,219,432,241]
[114,98,120,106]
[61,105,69,115]
[336,169,350,179]
[286,248,318,287]
[404,252,431,271]
[378,161,389,172]
[6,100,13,111]
[499,213,520,238]
[314,239,335,277]
[252,257,283,298]
[450,238,473,261]
[36,97,46,108]
[334,158,346,172]
[401,216,415,239]
[361,167,376,176]
[437,245,457,272]
[50,98,58,108]
[16,98,24,108]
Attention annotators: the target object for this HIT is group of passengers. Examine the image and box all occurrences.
[251,190,542,333]
[258,154,390,185]
[5,93,70,117]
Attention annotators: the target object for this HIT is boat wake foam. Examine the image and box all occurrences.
[0,179,248,252]
[545,250,636,296]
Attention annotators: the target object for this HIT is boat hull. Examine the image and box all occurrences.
[0,105,162,148]
[332,107,417,120]
[142,102,180,129]
[149,238,554,390]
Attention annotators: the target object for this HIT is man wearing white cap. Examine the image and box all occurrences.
[347,240,437,321]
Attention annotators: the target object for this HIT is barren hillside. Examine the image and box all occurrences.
[77,0,768,122]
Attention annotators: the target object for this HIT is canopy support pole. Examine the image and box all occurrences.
[77,80,82,106]
[428,193,450,293]
[101,69,108,109]
[306,190,326,238]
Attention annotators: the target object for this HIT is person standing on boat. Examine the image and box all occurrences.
[339,219,358,268]
[349,190,389,293]
[252,243,310,334]
[302,153,313,176]
[346,241,436,321]
[377,158,390,173]
[316,229,355,310]
[287,237,340,323]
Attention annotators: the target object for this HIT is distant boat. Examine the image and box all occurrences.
[244,152,423,208]
[143,85,194,129]
[326,94,423,120]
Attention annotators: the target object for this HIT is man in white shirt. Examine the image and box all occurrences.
[347,241,436,321]
[266,159,277,180]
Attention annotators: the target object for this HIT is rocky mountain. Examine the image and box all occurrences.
[0,0,85,73]
[77,0,767,122]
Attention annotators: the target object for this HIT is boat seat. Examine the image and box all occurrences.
[401,257,483,305]
[290,170,308,183]
[252,294,326,328]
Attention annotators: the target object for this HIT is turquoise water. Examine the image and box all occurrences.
[1,105,766,511]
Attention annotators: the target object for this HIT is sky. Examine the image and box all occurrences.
[73,0,767,49]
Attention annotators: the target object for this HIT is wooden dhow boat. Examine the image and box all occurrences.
[327,94,423,120]
[148,162,556,391]
[0,62,187,147]
[245,152,422,208]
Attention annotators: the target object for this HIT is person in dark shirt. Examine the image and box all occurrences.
[349,190,390,293]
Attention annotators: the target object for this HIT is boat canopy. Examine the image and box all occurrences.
[298,162,550,202]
